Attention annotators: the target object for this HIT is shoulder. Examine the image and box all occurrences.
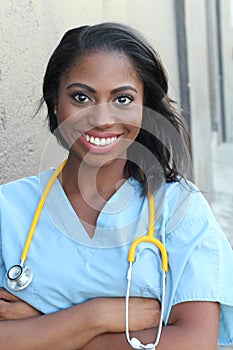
[153,179,228,262]
[0,169,54,207]
[159,179,218,236]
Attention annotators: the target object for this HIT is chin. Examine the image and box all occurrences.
[82,157,122,169]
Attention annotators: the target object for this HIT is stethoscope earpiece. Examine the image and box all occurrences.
[130,337,156,349]
[7,264,33,291]
[130,337,142,349]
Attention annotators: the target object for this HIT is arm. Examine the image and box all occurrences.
[0,288,160,350]
[0,296,107,350]
[80,301,220,350]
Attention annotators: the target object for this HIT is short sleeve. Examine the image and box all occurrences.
[164,186,233,345]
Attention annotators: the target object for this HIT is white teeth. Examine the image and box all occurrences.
[95,137,100,146]
[82,133,117,146]
[100,138,106,146]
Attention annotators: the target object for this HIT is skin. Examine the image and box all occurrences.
[0,287,160,349]
[0,288,219,350]
[0,52,220,349]
[55,51,143,236]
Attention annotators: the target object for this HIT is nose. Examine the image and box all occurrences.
[87,103,116,129]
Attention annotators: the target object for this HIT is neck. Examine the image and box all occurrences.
[59,153,128,201]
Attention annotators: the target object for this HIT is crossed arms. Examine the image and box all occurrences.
[0,288,219,350]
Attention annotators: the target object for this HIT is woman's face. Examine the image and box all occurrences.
[55,51,143,168]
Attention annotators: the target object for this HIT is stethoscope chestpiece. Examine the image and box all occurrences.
[7,264,33,291]
[5,162,67,293]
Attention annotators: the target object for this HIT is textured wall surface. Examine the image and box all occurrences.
[0,0,68,182]
[0,0,179,183]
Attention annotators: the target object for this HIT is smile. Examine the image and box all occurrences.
[82,133,118,147]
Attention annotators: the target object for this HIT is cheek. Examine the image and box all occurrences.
[57,104,78,123]
[127,124,141,143]
[118,103,143,128]
[126,106,143,134]
[56,110,83,148]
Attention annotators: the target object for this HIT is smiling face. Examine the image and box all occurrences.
[55,51,143,168]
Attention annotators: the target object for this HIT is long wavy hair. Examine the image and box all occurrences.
[41,22,190,195]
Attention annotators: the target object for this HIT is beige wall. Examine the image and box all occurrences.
[0,0,179,183]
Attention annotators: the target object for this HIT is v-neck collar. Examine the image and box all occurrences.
[39,169,166,248]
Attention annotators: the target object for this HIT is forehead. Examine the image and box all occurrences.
[61,51,142,87]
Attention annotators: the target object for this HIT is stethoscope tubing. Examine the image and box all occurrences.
[125,193,168,349]
[125,261,166,349]
[20,160,67,263]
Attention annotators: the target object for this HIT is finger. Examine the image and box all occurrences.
[0,297,11,303]
[0,300,42,320]
[0,288,22,302]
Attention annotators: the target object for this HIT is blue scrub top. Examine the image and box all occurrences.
[0,169,233,345]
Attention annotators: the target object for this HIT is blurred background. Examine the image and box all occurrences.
[1,0,233,190]
[0,1,233,347]
[1,0,232,187]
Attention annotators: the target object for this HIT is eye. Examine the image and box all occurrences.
[114,95,133,105]
[72,92,91,104]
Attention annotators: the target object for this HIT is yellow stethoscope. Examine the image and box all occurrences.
[126,192,168,349]
[6,160,168,350]
[6,160,67,291]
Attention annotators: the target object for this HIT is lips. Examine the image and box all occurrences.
[75,130,124,154]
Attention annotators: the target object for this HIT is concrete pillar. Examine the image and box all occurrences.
[206,0,223,144]
[220,0,233,142]
[184,0,213,197]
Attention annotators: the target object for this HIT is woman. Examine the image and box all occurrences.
[0,22,233,349]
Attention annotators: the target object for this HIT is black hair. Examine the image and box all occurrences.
[42,22,190,195]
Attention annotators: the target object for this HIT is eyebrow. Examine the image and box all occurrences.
[111,86,138,94]
[66,83,138,94]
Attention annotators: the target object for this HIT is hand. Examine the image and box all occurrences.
[128,297,160,331]
[0,287,42,320]
[98,297,160,333]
